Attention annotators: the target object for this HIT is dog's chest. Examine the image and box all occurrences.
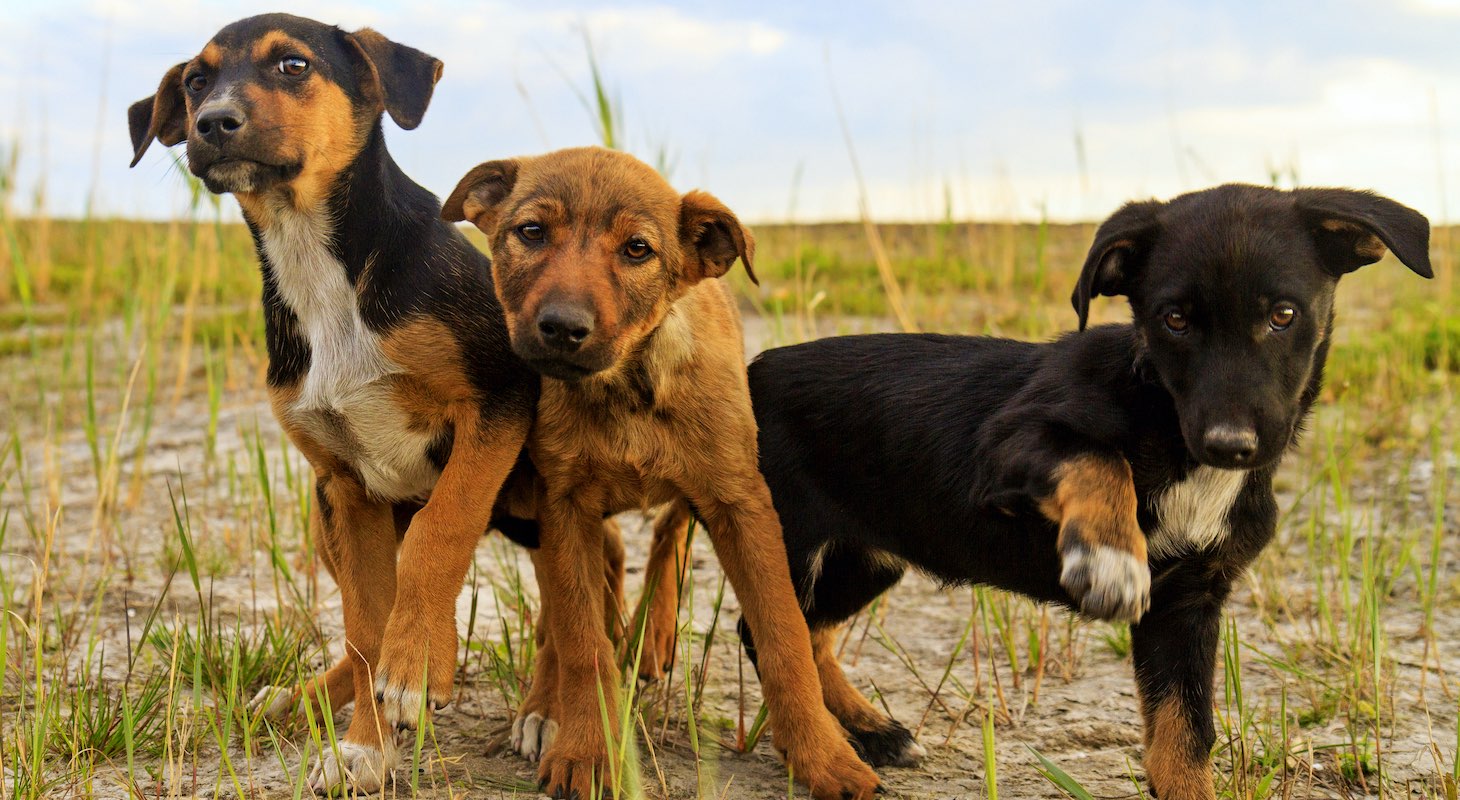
[1146,466,1247,559]
[263,211,440,502]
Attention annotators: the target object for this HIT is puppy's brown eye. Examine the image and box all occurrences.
[1163,309,1189,335]
[278,56,309,76]
[1269,303,1297,331]
[187,73,207,92]
[623,238,652,260]
[517,223,545,242]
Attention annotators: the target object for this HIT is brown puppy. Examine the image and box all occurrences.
[128,14,541,793]
[443,148,882,800]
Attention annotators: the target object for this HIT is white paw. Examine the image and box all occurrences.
[370,677,426,727]
[902,739,928,765]
[1061,544,1151,623]
[309,740,398,795]
[511,711,559,762]
[248,685,301,720]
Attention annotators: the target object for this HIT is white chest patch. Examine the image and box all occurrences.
[1147,466,1247,560]
[263,208,440,502]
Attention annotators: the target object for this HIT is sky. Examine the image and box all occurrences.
[5,0,1460,223]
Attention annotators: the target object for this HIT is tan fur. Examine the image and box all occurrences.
[315,466,399,756]
[235,77,363,214]
[250,31,316,62]
[1319,218,1387,261]
[811,627,890,732]
[381,317,478,422]
[198,42,223,70]
[1144,694,1216,800]
[1040,454,1147,561]
[447,147,882,800]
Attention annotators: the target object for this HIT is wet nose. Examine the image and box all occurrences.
[1203,425,1258,465]
[536,304,595,352]
[195,105,245,146]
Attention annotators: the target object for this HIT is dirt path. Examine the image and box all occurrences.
[2,317,1456,800]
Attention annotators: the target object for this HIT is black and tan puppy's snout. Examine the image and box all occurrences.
[193,102,246,146]
[1201,423,1259,466]
[536,302,595,353]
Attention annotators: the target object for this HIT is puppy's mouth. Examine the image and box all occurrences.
[193,156,302,195]
[527,358,601,382]
[514,341,616,382]
[1190,449,1272,472]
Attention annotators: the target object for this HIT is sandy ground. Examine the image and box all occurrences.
[3,313,1457,800]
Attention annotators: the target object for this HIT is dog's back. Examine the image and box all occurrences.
[753,328,1162,604]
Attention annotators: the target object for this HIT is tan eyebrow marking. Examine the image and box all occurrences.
[251,31,316,63]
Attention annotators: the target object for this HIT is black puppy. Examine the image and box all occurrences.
[744,184,1431,799]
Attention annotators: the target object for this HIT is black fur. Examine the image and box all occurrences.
[130,13,538,545]
[744,184,1431,788]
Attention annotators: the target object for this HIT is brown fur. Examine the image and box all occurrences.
[1040,454,1147,561]
[250,31,315,61]
[1144,694,1217,800]
[811,628,888,733]
[444,147,881,800]
[198,42,223,70]
[233,74,364,216]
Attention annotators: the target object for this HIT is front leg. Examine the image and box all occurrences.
[532,482,621,800]
[694,480,882,800]
[1131,565,1227,800]
[374,413,530,729]
[305,472,400,794]
[251,477,358,721]
[1038,453,1150,622]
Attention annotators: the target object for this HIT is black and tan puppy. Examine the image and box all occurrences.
[128,14,539,793]
[443,147,883,800]
[744,185,1431,799]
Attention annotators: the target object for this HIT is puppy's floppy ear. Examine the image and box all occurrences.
[1072,199,1162,331]
[128,63,188,168]
[345,28,444,131]
[441,160,520,230]
[1293,188,1432,279]
[679,190,756,285]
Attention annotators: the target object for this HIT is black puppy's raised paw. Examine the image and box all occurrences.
[1059,535,1150,623]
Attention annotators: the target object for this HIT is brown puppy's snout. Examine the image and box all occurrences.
[1201,424,1259,466]
[194,103,246,147]
[536,303,595,353]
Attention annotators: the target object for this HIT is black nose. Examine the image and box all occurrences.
[195,105,245,146]
[536,304,595,352]
[1203,425,1258,464]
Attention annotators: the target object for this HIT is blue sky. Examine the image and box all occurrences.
[6,0,1460,222]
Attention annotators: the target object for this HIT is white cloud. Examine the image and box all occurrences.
[1404,0,1460,16]
[553,6,788,62]
[8,1,1460,225]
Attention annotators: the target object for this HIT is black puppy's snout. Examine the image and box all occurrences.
[536,304,595,352]
[1203,425,1258,464]
[195,105,246,145]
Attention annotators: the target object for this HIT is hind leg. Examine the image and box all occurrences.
[602,516,627,643]
[633,500,692,680]
[741,541,921,767]
[805,545,922,767]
